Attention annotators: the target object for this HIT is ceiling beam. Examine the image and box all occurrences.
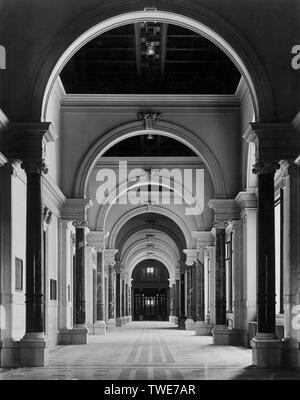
[160,23,168,80]
[134,23,142,77]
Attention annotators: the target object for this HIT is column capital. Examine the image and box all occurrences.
[21,159,48,175]
[72,220,88,229]
[252,161,280,175]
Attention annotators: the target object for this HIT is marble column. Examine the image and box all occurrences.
[251,160,283,367]
[212,222,230,345]
[73,221,87,327]
[185,264,195,330]
[195,256,211,336]
[178,272,186,329]
[235,191,257,347]
[175,279,180,325]
[121,279,127,325]
[19,159,48,366]
[169,283,176,323]
[93,249,106,335]
[281,161,300,367]
[115,264,122,327]
[207,245,216,326]
[128,284,132,322]
[107,264,116,329]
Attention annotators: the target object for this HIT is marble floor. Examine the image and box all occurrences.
[0,321,300,380]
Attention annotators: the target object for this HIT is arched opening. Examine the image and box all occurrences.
[39,9,273,122]
[132,260,170,321]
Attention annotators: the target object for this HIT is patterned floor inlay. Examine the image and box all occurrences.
[0,321,300,380]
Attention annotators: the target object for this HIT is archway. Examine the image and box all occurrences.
[132,259,170,321]
[37,8,273,123]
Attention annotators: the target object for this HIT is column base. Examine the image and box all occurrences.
[20,333,48,367]
[169,316,175,324]
[174,316,179,326]
[282,339,300,368]
[195,321,213,336]
[251,334,283,368]
[58,326,88,345]
[116,318,122,327]
[127,316,132,323]
[121,317,127,325]
[178,316,186,330]
[185,318,195,331]
[212,326,243,345]
[92,321,106,335]
[107,319,116,330]
[1,339,21,367]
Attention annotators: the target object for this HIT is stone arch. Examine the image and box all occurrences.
[30,6,274,122]
[94,165,205,232]
[76,120,224,198]
[108,206,194,249]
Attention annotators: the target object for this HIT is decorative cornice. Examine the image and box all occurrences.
[61,94,240,108]
[235,190,257,210]
[86,230,108,249]
[192,231,213,250]
[183,249,198,266]
[3,122,53,162]
[61,198,93,221]
[249,122,300,162]
[208,199,240,223]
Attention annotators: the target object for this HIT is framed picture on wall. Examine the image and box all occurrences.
[15,257,23,291]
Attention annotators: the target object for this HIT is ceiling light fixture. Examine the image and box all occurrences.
[146,41,156,56]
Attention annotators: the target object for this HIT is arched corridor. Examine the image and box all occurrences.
[1,1,300,381]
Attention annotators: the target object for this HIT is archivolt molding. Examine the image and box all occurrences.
[77,119,225,198]
[126,249,176,283]
[107,205,194,249]
[94,167,204,232]
[122,237,179,268]
[32,6,274,122]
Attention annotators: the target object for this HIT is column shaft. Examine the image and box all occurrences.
[24,164,45,333]
[215,227,226,326]
[96,251,105,321]
[186,265,193,319]
[74,225,86,325]
[196,259,205,321]
[256,169,276,335]
[108,265,114,319]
